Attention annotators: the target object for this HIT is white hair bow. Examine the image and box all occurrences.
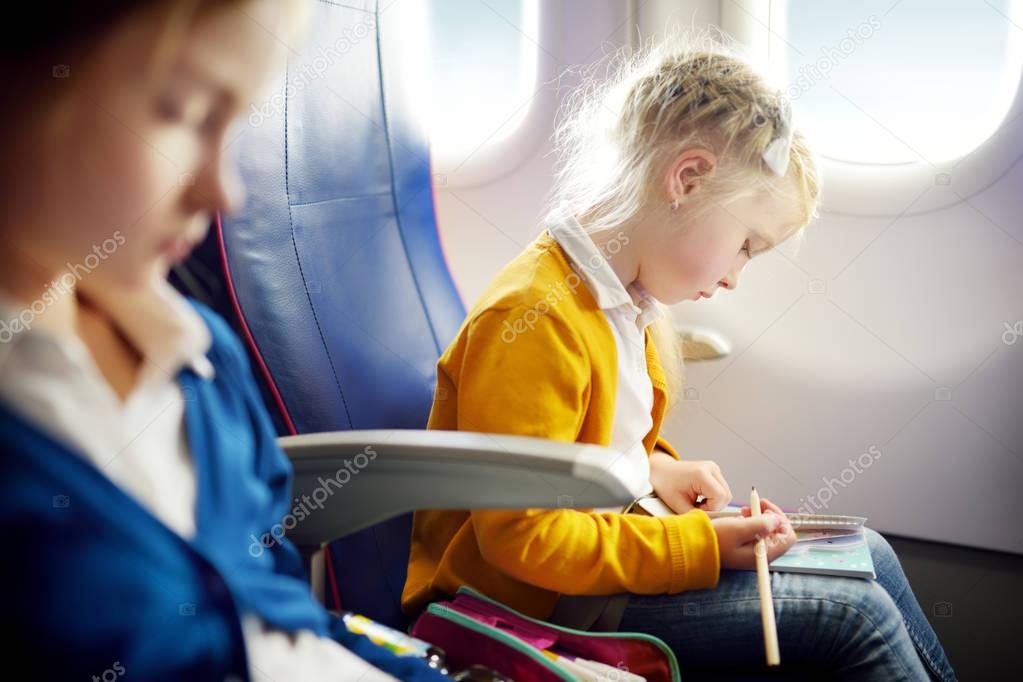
[761,94,794,177]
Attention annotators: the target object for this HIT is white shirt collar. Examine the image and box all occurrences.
[0,276,214,380]
[546,206,665,329]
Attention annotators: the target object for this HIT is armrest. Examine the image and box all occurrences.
[277,429,646,545]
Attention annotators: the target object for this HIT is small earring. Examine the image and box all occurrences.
[670,199,680,211]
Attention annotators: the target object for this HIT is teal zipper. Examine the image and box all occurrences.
[425,602,575,681]
[456,586,682,682]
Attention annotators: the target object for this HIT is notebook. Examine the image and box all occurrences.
[635,498,876,580]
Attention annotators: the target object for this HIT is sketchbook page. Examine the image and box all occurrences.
[633,500,748,517]
[634,496,676,517]
[634,498,744,517]
[704,507,868,531]
[637,498,868,532]
[703,503,745,519]
[786,513,868,530]
[638,497,877,578]
[796,528,862,543]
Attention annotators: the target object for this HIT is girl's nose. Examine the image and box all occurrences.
[719,258,747,291]
[186,152,246,216]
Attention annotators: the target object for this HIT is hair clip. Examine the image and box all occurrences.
[761,93,794,177]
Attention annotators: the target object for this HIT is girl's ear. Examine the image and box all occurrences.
[666,149,717,204]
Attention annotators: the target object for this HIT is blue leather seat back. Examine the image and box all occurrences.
[211,0,464,628]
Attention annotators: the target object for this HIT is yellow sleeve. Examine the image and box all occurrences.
[655,436,682,460]
[456,307,720,595]
[453,306,589,439]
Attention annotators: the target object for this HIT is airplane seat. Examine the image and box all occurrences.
[168,4,836,677]
[174,0,465,631]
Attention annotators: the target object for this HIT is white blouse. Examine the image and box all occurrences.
[0,278,397,682]
[546,208,664,504]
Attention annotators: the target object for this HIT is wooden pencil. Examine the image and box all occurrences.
[750,486,781,666]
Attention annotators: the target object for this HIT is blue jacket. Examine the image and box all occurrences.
[0,302,445,681]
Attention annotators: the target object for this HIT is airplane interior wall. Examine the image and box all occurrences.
[434,0,1023,555]
[430,3,1023,676]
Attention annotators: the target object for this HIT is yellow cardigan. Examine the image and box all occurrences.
[401,231,720,620]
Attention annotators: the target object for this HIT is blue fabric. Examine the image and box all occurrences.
[618,528,957,682]
[210,0,465,629]
[0,300,446,681]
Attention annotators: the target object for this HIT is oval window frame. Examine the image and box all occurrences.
[423,0,557,189]
[723,0,1023,218]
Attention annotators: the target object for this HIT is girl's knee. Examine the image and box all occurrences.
[821,583,927,677]
[864,526,891,553]
[864,527,902,574]
[853,579,901,620]
[776,572,902,630]
[773,579,905,666]
[821,581,904,645]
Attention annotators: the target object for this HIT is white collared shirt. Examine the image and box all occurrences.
[0,278,213,539]
[546,208,663,503]
[0,278,396,682]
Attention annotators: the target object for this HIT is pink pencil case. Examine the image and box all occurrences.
[411,586,680,682]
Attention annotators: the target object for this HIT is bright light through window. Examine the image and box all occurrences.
[774,0,1023,164]
[422,0,539,167]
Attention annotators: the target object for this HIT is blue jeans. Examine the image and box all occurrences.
[619,529,956,681]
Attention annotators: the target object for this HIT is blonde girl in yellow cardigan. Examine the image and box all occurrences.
[404,39,956,681]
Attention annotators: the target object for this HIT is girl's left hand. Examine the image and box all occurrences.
[649,452,733,513]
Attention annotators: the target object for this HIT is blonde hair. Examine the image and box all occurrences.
[549,30,821,406]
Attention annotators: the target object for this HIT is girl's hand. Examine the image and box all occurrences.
[711,498,797,570]
[649,452,733,512]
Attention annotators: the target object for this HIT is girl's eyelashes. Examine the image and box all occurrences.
[154,88,220,133]
[741,239,753,258]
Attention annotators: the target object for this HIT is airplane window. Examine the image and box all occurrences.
[422,0,539,169]
[775,0,1023,164]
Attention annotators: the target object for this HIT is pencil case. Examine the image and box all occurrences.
[411,586,680,682]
